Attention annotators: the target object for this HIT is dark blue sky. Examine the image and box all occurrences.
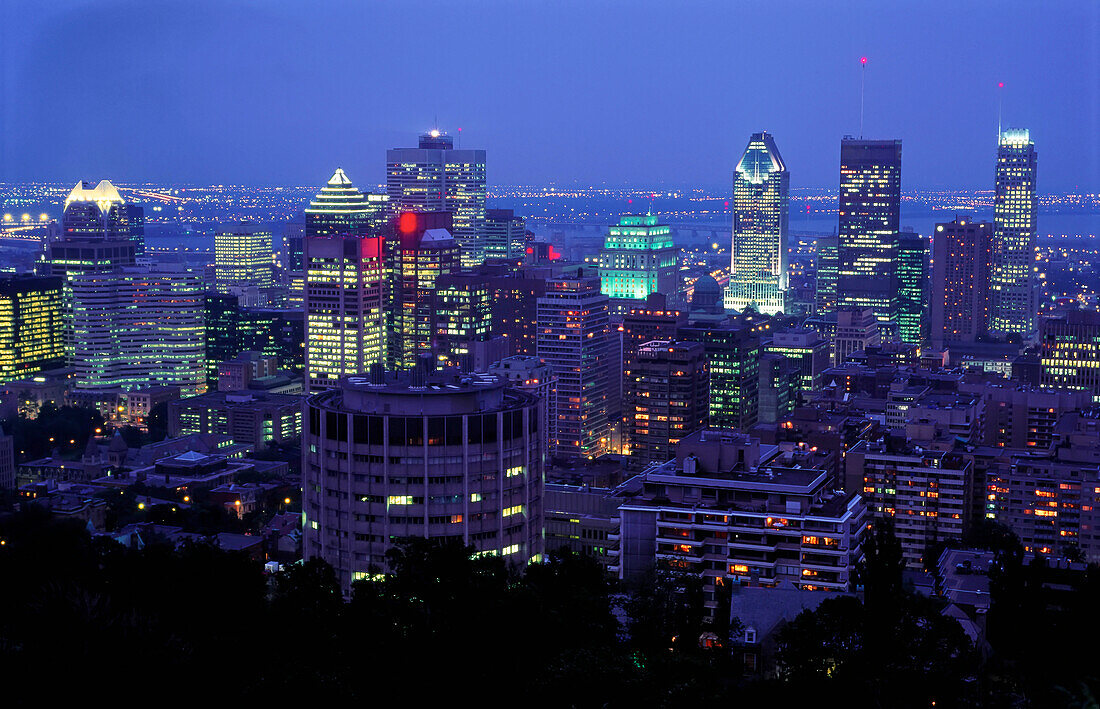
[2,1,1098,191]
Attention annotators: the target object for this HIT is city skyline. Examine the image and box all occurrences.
[2,1,1098,192]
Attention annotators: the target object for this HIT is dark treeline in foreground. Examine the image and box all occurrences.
[0,510,1097,707]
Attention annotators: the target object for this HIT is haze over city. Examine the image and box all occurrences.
[2,0,1099,191]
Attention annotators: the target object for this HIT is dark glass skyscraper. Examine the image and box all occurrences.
[895,230,928,344]
[837,139,902,323]
[726,131,789,315]
[930,216,993,350]
[990,129,1038,338]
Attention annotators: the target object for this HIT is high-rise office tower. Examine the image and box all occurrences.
[678,321,760,431]
[930,216,993,350]
[303,368,545,588]
[387,131,486,269]
[70,265,206,396]
[814,235,839,315]
[763,328,830,397]
[537,268,615,459]
[60,180,145,255]
[598,214,678,315]
[837,139,902,322]
[214,223,274,294]
[1040,310,1100,401]
[389,212,460,370]
[626,340,709,469]
[990,129,1038,338]
[484,209,526,262]
[0,276,65,384]
[204,293,304,386]
[895,230,928,344]
[725,132,789,315]
[483,264,550,357]
[305,168,390,239]
[304,233,386,392]
[434,271,505,372]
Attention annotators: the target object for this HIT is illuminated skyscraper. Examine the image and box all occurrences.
[214,223,274,294]
[60,179,145,255]
[389,212,460,370]
[304,233,386,392]
[990,129,1038,338]
[434,271,505,372]
[625,340,709,469]
[725,132,789,315]
[483,208,526,262]
[305,168,390,239]
[0,276,65,384]
[678,322,760,431]
[837,139,902,322]
[387,132,486,269]
[1040,311,1100,401]
[814,235,838,315]
[895,230,928,344]
[537,268,615,459]
[930,216,993,350]
[70,265,206,396]
[598,214,678,315]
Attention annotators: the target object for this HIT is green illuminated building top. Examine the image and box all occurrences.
[598,214,678,311]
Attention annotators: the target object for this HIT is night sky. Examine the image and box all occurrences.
[2,0,1098,191]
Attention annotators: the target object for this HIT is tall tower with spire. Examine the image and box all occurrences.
[989,129,1038,338]
[725,131,789,315]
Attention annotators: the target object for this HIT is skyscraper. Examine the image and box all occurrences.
[598,214,678,314]
[389,212,460,370]
[930,216,993,350]
[304,233,386,392]
[484,208,526,262]
[814,235,839,315]
[0,276,65,384]
[387,131,486,269]
[626,340,709,469]
[60,180,145,255]
[304,168,390,239]
[725,132,789,315]
[537,268,615,459]
[895,230,928,344]
[989,129,1038,338]
[434,271,505,372]
[214,223,274,294]
[678,322,760,431]
[70,265,206,396]
[1039,310,1100,401]
[837,139,902,323]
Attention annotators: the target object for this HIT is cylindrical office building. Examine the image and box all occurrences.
[303,366,545,587]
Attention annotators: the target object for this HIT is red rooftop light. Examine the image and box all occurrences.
[398,212,418,234]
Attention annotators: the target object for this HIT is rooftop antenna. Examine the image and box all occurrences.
[457,126,462,149]
[997,82,1004,140]
[859,56,868,139]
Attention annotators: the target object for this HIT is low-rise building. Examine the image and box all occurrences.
[613,429,866,608]
[168,390,302,448]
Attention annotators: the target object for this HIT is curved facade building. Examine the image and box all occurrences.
[303,367,545,587]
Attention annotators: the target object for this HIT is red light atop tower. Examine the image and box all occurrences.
[398,212,418,234]
[998,82,1004,88]
[860,56,867,65]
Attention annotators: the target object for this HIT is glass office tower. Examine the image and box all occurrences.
[725,131,789,315]
[989,129,1038,338]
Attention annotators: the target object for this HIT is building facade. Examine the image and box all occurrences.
[679,322,760,431]
[895,230,927,344]
[598,214,678,314]
[386,132,487,269]
[989,129,1038,338]
[837,139,902,323]
[930,216,993,350]
[537,268,615,459]
[0,276,65,384]
[625,340,709,470]
[214,223,274,294]
[1040,310,1100,401]
[726,132,789,315]
[304,234,386,392]
[302,369,544,588]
